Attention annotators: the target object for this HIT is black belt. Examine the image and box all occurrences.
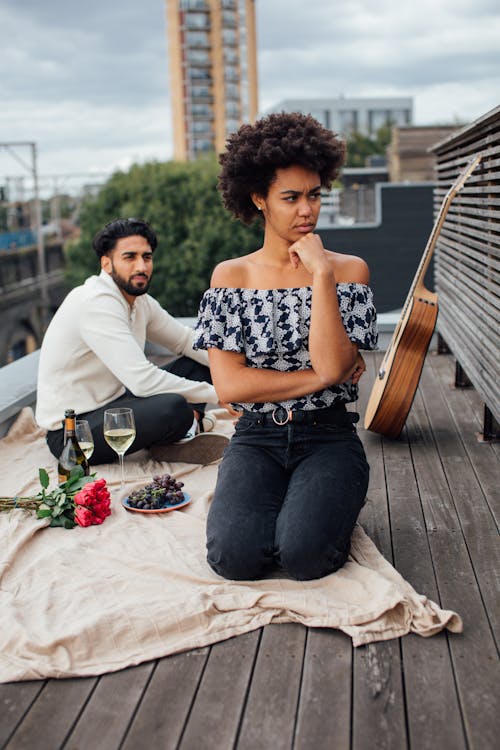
[241,402,357,427]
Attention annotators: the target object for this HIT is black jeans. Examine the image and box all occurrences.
[206,407,369,581]
[46,356,212,464]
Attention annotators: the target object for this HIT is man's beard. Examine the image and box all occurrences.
[110,265,151,296]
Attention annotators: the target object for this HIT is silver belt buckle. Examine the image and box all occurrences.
[272,407,292,425]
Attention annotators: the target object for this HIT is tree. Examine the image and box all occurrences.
[66,158,263,315]
[344,124,392,168]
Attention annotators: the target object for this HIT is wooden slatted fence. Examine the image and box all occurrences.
[431,105,500,438]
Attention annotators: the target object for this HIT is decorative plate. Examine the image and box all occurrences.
[122,493,191,514]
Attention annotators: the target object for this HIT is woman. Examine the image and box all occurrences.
[194,112,378,581]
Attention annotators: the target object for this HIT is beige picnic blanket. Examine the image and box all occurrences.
[0,408,462,683]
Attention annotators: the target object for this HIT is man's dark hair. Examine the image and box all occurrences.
[218,111,346,225]
[92,218,158,259]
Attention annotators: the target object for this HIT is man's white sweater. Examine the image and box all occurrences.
[36,271,217,430]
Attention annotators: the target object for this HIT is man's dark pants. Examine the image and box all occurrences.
[46,357,212,464]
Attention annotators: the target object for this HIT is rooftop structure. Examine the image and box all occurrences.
[166,0,258,161]
[0,348,498,748]
[387,125,460,182]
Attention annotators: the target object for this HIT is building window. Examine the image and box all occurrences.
[191,103,212,117]
[193,138,214,152]
[225,82,239,99]
[225,118,240,133]
[224,65,239,81]
[388,109,411,125]
[368,110,393,134]
[191,120,212,133]
[191,85,212,98]
[180,0,208,9]
[225,102,240,117]
[224,48,238,64]
[308,109,330,129]
[222,28,237,45]
[184,13,210,30]
[186,49,210,64]
[185,31,210,47]
[222,10,237,27]
[339,110,358,135]
[188,67,212,80]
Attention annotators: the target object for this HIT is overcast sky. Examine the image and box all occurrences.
[1,0,499,194]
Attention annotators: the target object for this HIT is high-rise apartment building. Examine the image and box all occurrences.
[166,0,258,161]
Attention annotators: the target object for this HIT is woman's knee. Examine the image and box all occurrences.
[278,538,350,581]
[206,528,271,581]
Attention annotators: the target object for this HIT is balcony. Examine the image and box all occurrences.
[0,346,498,749]
[1,110,497,748]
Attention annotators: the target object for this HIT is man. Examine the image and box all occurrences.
[36,217,229,464]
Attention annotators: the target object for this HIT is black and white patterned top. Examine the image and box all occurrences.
[193,284,378,413]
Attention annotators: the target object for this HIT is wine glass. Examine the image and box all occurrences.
[75,420,94,461]
[103,408,136,488]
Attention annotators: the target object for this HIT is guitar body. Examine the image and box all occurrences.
[364,290,438,438]
[363,153,481,439]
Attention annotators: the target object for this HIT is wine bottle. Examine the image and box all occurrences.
[58,409,89,484]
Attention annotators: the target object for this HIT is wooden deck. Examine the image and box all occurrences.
[1,350,498,750]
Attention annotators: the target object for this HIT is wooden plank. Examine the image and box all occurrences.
[179,631,259,749]
[64,663,153,750]
[440,211,500,234]
[438,285,500,337]
[440,223,500,254]
[438,306,499,366]
[0,682,44,747]
[352,359,409,750]
[405,380,500,750]
[122,648,209,750]
[437,313,500,421]
[380,419,464,750]
[294,629,352,750]
[236,624,306,750]
[446,203,500,220]
[4,678,97,750]
[439,242,500,279]
[428,353,500,522]
[419,358,500,643]
[449,195,500,208]
[352,640,408,750]
[439,235,500,268]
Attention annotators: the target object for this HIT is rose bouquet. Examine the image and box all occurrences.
[0,467,111,529]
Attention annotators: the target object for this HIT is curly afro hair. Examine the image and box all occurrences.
[218,111,346,225]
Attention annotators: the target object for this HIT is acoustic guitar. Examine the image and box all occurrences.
[364,153,482,438]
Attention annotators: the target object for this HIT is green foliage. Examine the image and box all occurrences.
[66,158,263,315]
[345,124,392,168]
[34,467,96,528]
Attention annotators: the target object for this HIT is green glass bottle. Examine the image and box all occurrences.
[58,409,89,484]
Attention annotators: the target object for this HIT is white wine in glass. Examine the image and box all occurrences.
[103,408,136,487]
[75,420,94,461]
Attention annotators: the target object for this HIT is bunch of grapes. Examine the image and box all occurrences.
[127,474,185,510]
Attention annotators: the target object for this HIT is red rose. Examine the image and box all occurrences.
[74,506,94,527]
[73,479,111,526]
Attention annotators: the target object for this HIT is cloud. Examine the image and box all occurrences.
[0,0,499,183]
[256,0,500,119]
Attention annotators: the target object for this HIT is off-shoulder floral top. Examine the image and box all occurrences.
[193,284,378,413]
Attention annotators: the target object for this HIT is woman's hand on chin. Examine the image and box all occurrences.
[288,233,332,276]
